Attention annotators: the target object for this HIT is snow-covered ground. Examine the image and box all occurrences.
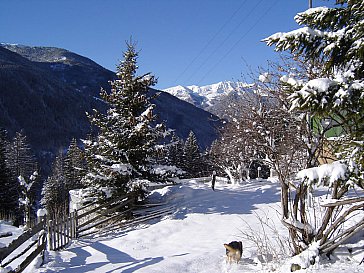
[0,222,23,249]
[9,179,363,272]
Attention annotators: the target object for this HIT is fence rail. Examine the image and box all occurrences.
[0,184,177,272]
[0,219,46,273]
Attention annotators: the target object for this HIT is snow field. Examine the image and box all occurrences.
[19,179,363,272]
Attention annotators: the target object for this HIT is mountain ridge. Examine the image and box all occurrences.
[0,44,221,175]
[163,81,253,117]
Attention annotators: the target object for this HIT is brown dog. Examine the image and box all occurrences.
[224,241,243,263]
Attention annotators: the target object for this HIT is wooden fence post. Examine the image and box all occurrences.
[74,210,79,238]
[56,218,60,250]
[66,215,70,244]
[71,211,76,239]
[60,216,64,248]
[70,212,74,238]
[48,220,53,251]
[53,220,57,251]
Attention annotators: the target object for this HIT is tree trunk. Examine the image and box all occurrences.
[281,181,289,219]
[224,168,235,184]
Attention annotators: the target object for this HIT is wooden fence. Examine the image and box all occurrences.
[0,190,176,272]
[47,211,77,251]
[46,194,133,250]
[0,219,46,273]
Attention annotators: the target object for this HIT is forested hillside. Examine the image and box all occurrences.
[0,45,221,174]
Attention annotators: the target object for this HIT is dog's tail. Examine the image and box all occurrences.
[223,244,235,252]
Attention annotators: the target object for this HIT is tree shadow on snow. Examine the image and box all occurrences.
[68,247,92,265]
[52,241,164,273]
[105,256,164,273]
[168,181,281,220]
[92,241,164,273]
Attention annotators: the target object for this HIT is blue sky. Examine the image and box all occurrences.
[1,0,334,89]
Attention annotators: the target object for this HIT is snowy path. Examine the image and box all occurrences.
[29,180,362,273]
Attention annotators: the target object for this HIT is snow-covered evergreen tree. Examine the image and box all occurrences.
[7,131,38,225]
[167,133,184,168]
[41,151,68,218]
[18,171,38,227]
[64,138,86,189]
[183,131,203,178]
[0,128,18,214]
[83,41,169,197]
[7,131,37,181]
[42,140,87,218]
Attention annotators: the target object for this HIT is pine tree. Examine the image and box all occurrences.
[7,131,38,225]
[0,128,18,214]
[41,151,68,218]
[64,138,86,189]
[183,131,203,178]
[167,133,184,168]
[7,131,37,180]
[83,41,168,197]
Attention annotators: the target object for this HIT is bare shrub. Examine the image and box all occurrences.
[239,210,293,266]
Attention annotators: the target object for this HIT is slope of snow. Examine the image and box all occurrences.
[28,179,363,273]
[0,221,23,248]
[163,81,251,108]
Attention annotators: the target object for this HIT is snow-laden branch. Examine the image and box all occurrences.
[296,161,347,187]
[320,196,364,207]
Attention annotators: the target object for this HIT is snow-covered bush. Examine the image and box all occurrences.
[264,0,364,257]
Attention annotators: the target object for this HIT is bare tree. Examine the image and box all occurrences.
[214,57,346,254]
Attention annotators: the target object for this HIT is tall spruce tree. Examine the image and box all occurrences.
[7,131,37,180]
[83,41,167,196]
[0,128,18,214]
[167,133,184,168]
[7,131,38,225]
[64,138,86,189]
[41,151,68,218]
[183,131,203,178]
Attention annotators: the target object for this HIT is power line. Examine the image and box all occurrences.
[184,0,265,85]
[172,0,248,86]
[197,0,278,85]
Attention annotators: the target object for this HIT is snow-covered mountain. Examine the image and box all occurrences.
[163,81,252,117]
[163,81,250,108]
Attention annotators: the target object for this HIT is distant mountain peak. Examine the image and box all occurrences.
[163,81,252,110]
